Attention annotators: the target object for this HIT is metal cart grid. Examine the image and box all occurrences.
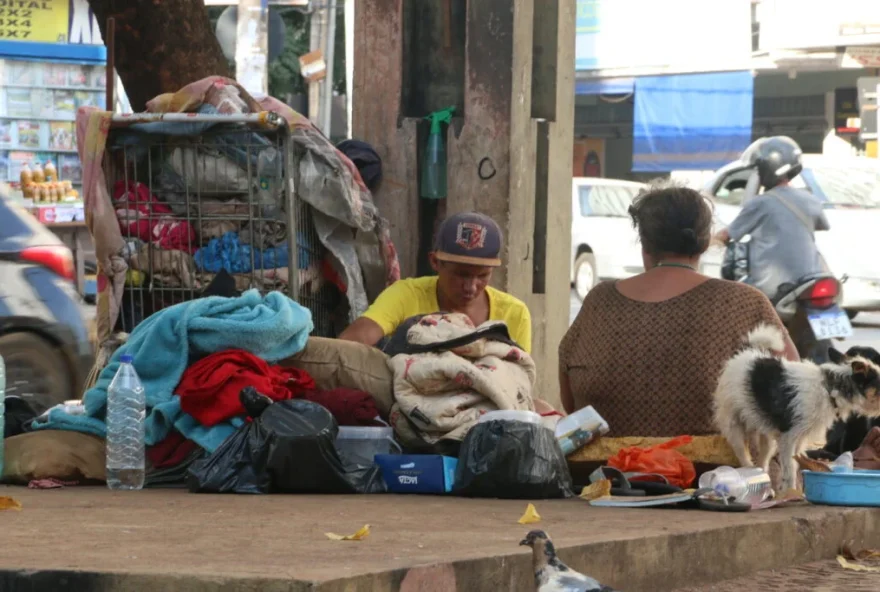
[103,113,335,336]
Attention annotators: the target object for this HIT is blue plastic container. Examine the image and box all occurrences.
[802,469,880,507]
[374,454,458,494]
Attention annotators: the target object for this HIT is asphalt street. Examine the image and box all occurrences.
[569,290,880,352]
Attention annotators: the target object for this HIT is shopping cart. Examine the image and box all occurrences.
[103,112,338,336]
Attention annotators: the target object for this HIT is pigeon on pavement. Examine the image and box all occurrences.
[520,530,618,592]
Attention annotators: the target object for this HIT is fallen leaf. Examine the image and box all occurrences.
[0,497,22,511]
[325,524,370,541]
[841,542,880,562]
[795,454,831,473]
[838,556,880,572]
[517,503,541,525]
[777,488,804,500]
[579,479,612,502]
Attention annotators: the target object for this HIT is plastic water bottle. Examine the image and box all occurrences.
[831,451,854,473]
[0,355,5,479]
[698,466,772,504]
[105,354,145,490]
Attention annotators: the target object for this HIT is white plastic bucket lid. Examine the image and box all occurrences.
[337,426,394,440]
[478,410,542,425]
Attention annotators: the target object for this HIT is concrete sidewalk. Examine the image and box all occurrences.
[0,487,878,591]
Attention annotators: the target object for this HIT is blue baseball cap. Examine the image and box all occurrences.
[433,212,503,267]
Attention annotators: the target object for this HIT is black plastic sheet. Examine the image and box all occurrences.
[187,387,384,494]
[454,420,574,499]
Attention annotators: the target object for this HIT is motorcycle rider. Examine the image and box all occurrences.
[713,136,830,302]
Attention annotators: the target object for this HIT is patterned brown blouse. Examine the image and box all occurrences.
[559,279,784,437]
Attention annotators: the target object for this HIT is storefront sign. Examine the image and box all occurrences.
[0,0,67,42]
[759,0,880,51]
[68,0,101,45]
[0,0,100,45]
[846,46,880,68]
[575,0,751,76]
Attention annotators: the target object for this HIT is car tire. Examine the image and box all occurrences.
[846,309,859,321]
[0,332,73,415]
[574,253,597,302]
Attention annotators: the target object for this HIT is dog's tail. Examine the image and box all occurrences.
[744,323,786,353]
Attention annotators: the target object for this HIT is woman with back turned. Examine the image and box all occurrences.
[559,183,799,438]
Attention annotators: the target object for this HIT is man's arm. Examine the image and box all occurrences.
[724,197,766,243]
[337,279,410,346]
[338,317,386,347]
[815,210,831,232]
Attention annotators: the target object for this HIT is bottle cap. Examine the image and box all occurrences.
[119,354,133,364]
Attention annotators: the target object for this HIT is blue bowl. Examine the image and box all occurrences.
[802,469,880,507]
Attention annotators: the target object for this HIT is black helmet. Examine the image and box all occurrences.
[746,136,803,190]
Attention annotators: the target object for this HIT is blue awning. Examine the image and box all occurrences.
[632,71,754,172]
[0,40,106,65]
[576,77,634,95]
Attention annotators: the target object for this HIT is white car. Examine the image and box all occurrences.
[570,177,647,300]
[702,154,880,317]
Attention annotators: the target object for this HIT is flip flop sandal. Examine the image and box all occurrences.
[621,472,683,495]
[589,466,647,497]
[633,481,684,496]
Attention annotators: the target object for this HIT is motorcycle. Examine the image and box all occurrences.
[771,273,852,363]
[723,237,852,362]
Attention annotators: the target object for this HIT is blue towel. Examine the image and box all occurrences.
[195,231,290,274]
[31,290,312,452]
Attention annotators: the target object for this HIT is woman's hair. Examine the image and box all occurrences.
[628,182,714,257]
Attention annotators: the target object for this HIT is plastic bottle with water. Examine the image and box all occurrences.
[698,466,772,504]
[105,354,145,490]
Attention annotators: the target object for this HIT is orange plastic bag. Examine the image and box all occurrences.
[606,435,696,488]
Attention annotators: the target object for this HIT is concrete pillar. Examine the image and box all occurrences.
[353,0,575,405]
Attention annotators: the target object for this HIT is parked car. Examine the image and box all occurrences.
[570,177,648,300]
[702,154,880,318]
[0,194,93,413]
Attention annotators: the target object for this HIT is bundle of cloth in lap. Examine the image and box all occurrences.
[30,290,313,452]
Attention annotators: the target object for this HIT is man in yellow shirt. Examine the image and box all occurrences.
[339,212,532,352]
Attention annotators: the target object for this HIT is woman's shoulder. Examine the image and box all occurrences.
[584,280,620,300]
[700,279,778,320]
[702,278,769,301]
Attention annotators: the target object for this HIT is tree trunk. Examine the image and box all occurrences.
[88,0,232,112]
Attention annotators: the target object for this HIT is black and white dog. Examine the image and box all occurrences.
[824,346,880,455]
[713,324,880,492]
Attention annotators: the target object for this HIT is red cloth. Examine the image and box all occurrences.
[177,350,315,427]
[113,181,197,252]
[298,388,379,427]
[146,430,200,469]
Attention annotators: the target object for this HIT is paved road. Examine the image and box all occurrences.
[674,559,880,592]
[569,291,880,352]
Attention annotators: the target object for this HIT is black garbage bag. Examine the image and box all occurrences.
[187,387,384,494]
[5,396,37,438]
[454,420,574,499]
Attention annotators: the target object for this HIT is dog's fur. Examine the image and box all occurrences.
[713,324,880,491]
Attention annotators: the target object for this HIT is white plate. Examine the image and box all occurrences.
[808,308,854,340]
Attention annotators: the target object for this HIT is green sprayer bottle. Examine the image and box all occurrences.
[420,106,456,199]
